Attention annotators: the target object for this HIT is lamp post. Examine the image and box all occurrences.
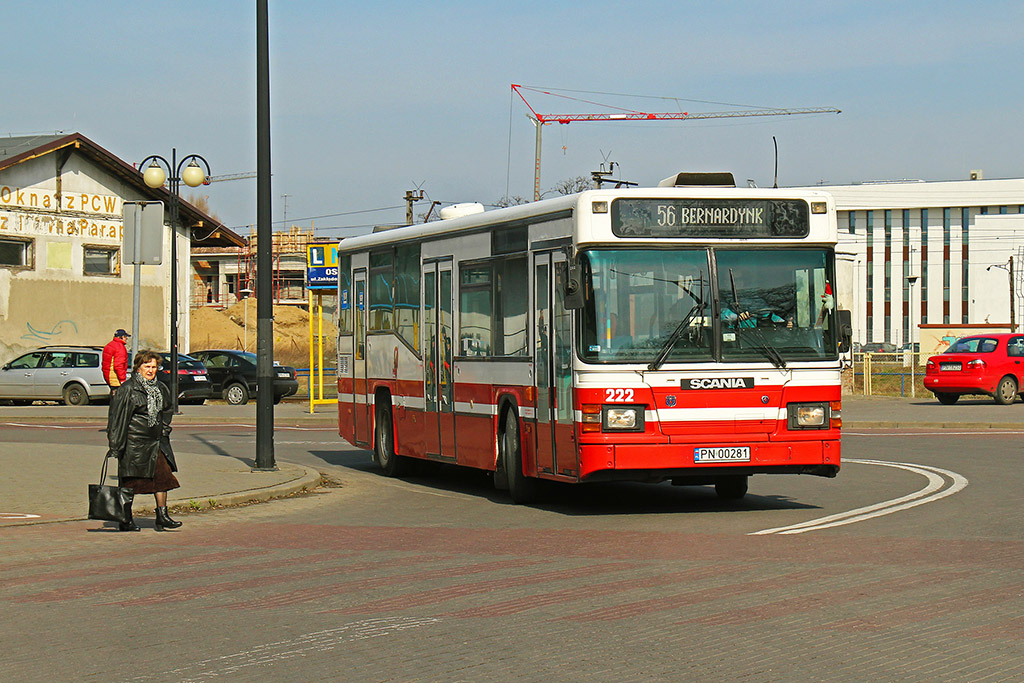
[988,258,1015,332]
[139,149,211,413]
[907,275,919,398]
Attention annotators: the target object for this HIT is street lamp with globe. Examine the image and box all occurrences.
[139,150,211,412]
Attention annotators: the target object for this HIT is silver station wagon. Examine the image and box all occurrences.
[0,345,111,405]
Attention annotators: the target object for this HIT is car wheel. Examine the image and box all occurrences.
[715,475,748,500]
[994,376,1018,405]
[375,401,407,477]
[62,383,89,406]
[935,392,959,405]
[224,383,249,405]
[502,408,538,504]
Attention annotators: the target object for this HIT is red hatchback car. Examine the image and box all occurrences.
[924,333,1024,405]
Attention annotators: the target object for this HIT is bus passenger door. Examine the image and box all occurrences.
[534,252,576,477]
[352,270,369,446]
[422,261,455,458]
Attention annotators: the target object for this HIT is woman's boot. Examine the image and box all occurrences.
[155,506,182,530]
[118,500,140,532]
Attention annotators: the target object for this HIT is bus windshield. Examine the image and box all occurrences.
[578,248,838,364]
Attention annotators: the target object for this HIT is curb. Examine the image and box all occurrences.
[0,416,337,427]
[844,421,1024,430]
[149,463,325,514]
[1,463,324,527]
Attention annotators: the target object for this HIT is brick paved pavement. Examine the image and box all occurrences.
[2,504,1023,683]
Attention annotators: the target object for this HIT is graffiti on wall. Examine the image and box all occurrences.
[21,320,79,343]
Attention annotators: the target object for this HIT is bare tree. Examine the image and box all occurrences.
[185,193,221,222]
[550,175,592,196]
[493,194,530,208]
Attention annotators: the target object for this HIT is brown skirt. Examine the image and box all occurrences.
[121,452,180,495]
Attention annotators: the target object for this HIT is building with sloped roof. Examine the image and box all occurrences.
[0,132,243,361]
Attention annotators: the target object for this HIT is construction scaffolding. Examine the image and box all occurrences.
[191,225,319,309]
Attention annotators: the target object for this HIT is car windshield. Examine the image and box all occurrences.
[578,247,838,364]
[947,337,999,354]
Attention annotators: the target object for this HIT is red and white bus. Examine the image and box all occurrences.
[336,173,851,502]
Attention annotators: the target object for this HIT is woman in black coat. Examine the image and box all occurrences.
[106,350,182,531]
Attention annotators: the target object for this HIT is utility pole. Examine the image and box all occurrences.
[405,189,424,225]
[1011,256,1016,332]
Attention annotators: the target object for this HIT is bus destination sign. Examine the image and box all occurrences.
[611,198,809,238]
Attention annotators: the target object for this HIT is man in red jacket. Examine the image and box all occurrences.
[102,329,131,392]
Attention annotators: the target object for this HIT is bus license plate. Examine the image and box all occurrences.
[694,446,750,463]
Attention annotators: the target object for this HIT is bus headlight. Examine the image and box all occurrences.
[603,406,644,432]
[787,402,828,430]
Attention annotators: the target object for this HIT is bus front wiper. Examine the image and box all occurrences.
[648,302,704,371]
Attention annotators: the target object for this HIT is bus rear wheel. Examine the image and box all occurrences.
[715,475,748,501]
[375,401,407,477]
[503,409,538,504]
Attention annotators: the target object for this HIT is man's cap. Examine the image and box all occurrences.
[114,329,131,338]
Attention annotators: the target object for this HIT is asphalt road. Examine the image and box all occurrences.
[2,423,1023,682]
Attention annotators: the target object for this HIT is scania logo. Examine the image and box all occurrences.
[682,377,755,390]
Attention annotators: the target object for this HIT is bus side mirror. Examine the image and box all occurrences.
[837,309,853,353]
[564,260,584,310]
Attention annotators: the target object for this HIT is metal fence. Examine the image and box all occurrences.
[848,352,928,397]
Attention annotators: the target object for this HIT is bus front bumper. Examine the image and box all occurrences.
[578,439,840,483]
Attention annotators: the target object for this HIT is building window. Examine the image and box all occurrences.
[0,237,32,268]
[84,246,119,276]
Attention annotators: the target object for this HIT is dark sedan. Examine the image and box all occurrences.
[156,352,213,405]
[189,349,299,405]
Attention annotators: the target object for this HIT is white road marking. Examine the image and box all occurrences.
[751,458,969,535]
[0,422,100,430]
[0,513,41,520]
[845,429,1024,436]
[131,617,440,682]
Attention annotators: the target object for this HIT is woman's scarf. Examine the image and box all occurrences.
[138,375,163,427]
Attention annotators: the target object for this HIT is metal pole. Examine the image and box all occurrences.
[1011,256,1016,332]
[532,117,542,202]
[130,203,141,362]
[317,292,324,400]
[308,289,314,414]
[254,0,277,471]
[913,280,921,401]
[169,149,180,414]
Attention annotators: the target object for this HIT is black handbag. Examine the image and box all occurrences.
[88,455,135,524]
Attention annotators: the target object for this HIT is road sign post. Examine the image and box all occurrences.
[122,201,164,360]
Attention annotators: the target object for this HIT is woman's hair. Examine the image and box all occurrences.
[132,350,163,373]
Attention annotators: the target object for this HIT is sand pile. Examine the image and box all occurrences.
[189,302,336,367]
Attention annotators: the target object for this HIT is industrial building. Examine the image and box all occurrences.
[804,176,1024,352]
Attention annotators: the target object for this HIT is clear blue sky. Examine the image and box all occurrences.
[4,1,1022,236]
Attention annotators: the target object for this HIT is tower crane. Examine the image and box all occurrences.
[202,171,258,185]
[512,84,841,201]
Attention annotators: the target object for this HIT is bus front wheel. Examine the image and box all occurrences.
[503,409,538,504]
[715,475,748,501]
